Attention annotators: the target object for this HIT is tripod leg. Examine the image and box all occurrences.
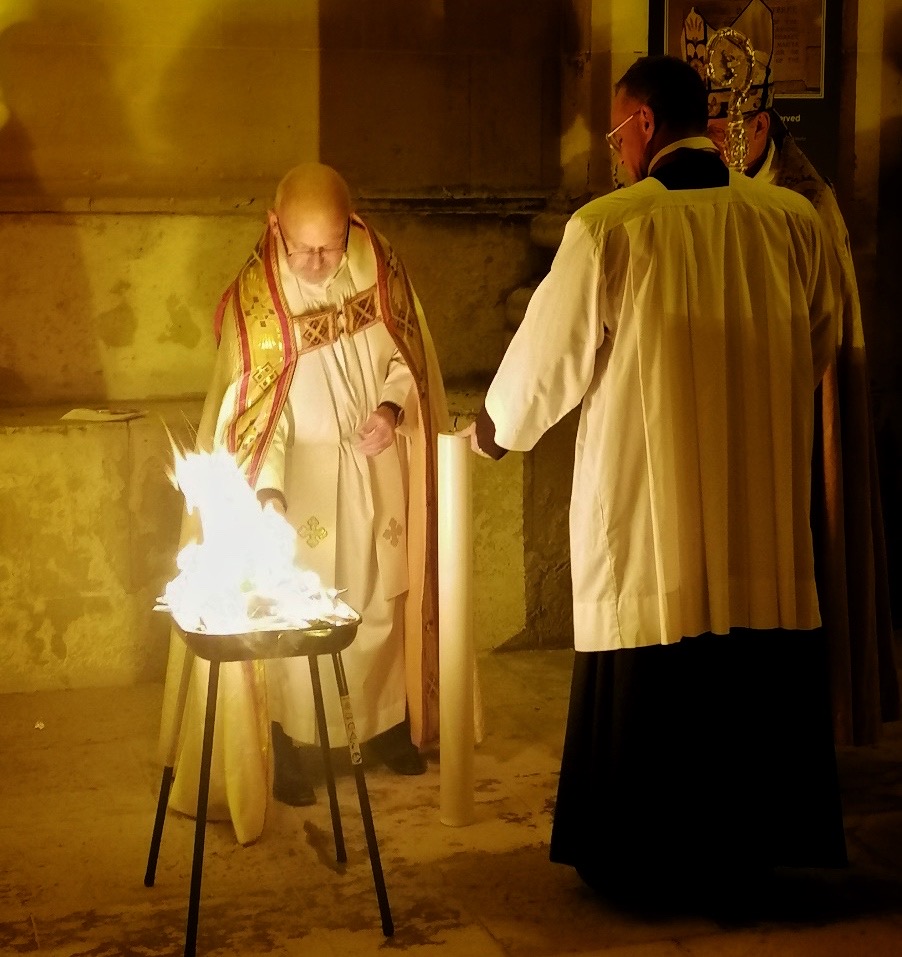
[309,654,346,863]
[144,765,174,887]
[146,645,195,887]
[332,652,394,937]
[184,659,220,957]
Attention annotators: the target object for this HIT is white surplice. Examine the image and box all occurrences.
[247,228,414,743]
[485,148,838,652]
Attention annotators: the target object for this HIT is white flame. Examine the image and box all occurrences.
[157,446,356,634]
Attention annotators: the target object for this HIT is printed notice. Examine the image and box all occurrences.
[666,0,825,98]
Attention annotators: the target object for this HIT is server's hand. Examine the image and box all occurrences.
[459,422,491,458]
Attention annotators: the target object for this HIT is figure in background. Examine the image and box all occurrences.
[681,0,898,745]
[466,55,847,899]
[159,163,447,843]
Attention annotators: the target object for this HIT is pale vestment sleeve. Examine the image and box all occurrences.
[379,347,414,412]
[204,308,291,496]
[485,218,605,450]
[195,309,241,454]
[819,188,854,353]
[805,212,841,386]
[159,298,269,847]
[253,412,289,496]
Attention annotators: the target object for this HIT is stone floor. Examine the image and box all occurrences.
[1,648,901,957]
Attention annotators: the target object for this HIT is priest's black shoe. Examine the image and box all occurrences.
[361,719,427,775]
[271,721,317,806]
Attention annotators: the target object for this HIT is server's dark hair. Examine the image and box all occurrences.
[614,55,708,136]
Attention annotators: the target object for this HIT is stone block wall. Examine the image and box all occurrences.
[0,391,539,693]
[0,209,545,406]
[0,404,192,694]
[0,1,563,203]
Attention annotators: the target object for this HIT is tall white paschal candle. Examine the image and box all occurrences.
[438,431,475,826]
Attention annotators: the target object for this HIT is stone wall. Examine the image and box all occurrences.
[0,208,544,405]
[0,392,535,694]
[0,1,563,204]
[0,404,191,693]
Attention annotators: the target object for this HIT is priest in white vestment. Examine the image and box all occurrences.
[159,164,447,841]
[258,174,416,796]
[468,56,848,903]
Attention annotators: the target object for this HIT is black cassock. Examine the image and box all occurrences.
[550,627,847,896]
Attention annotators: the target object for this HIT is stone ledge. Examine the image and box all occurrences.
[0,193,549,217]
[0,392,526,692]
[0,399,204,432]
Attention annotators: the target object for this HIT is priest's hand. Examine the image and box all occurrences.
[459,422,491,458]
[356,405,396,457]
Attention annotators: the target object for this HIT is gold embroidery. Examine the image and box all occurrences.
[290,286,381,354]
[252,362,278,390]
[293,309,338,354]
[226,221,431,488]
[344,288,379,335]
[383,517,404,547]
[340,694,362,764]
[300,516,328,548]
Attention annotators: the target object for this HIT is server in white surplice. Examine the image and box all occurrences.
[466,55,848,898]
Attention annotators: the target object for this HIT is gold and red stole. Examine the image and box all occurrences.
[213,214,434,484]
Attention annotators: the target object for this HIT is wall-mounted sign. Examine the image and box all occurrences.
[649,0,842,181]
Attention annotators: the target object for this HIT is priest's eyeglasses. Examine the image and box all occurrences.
[606,110,640,153]
[276,218,350,262]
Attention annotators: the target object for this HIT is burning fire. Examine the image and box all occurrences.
[156,446,357,635]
